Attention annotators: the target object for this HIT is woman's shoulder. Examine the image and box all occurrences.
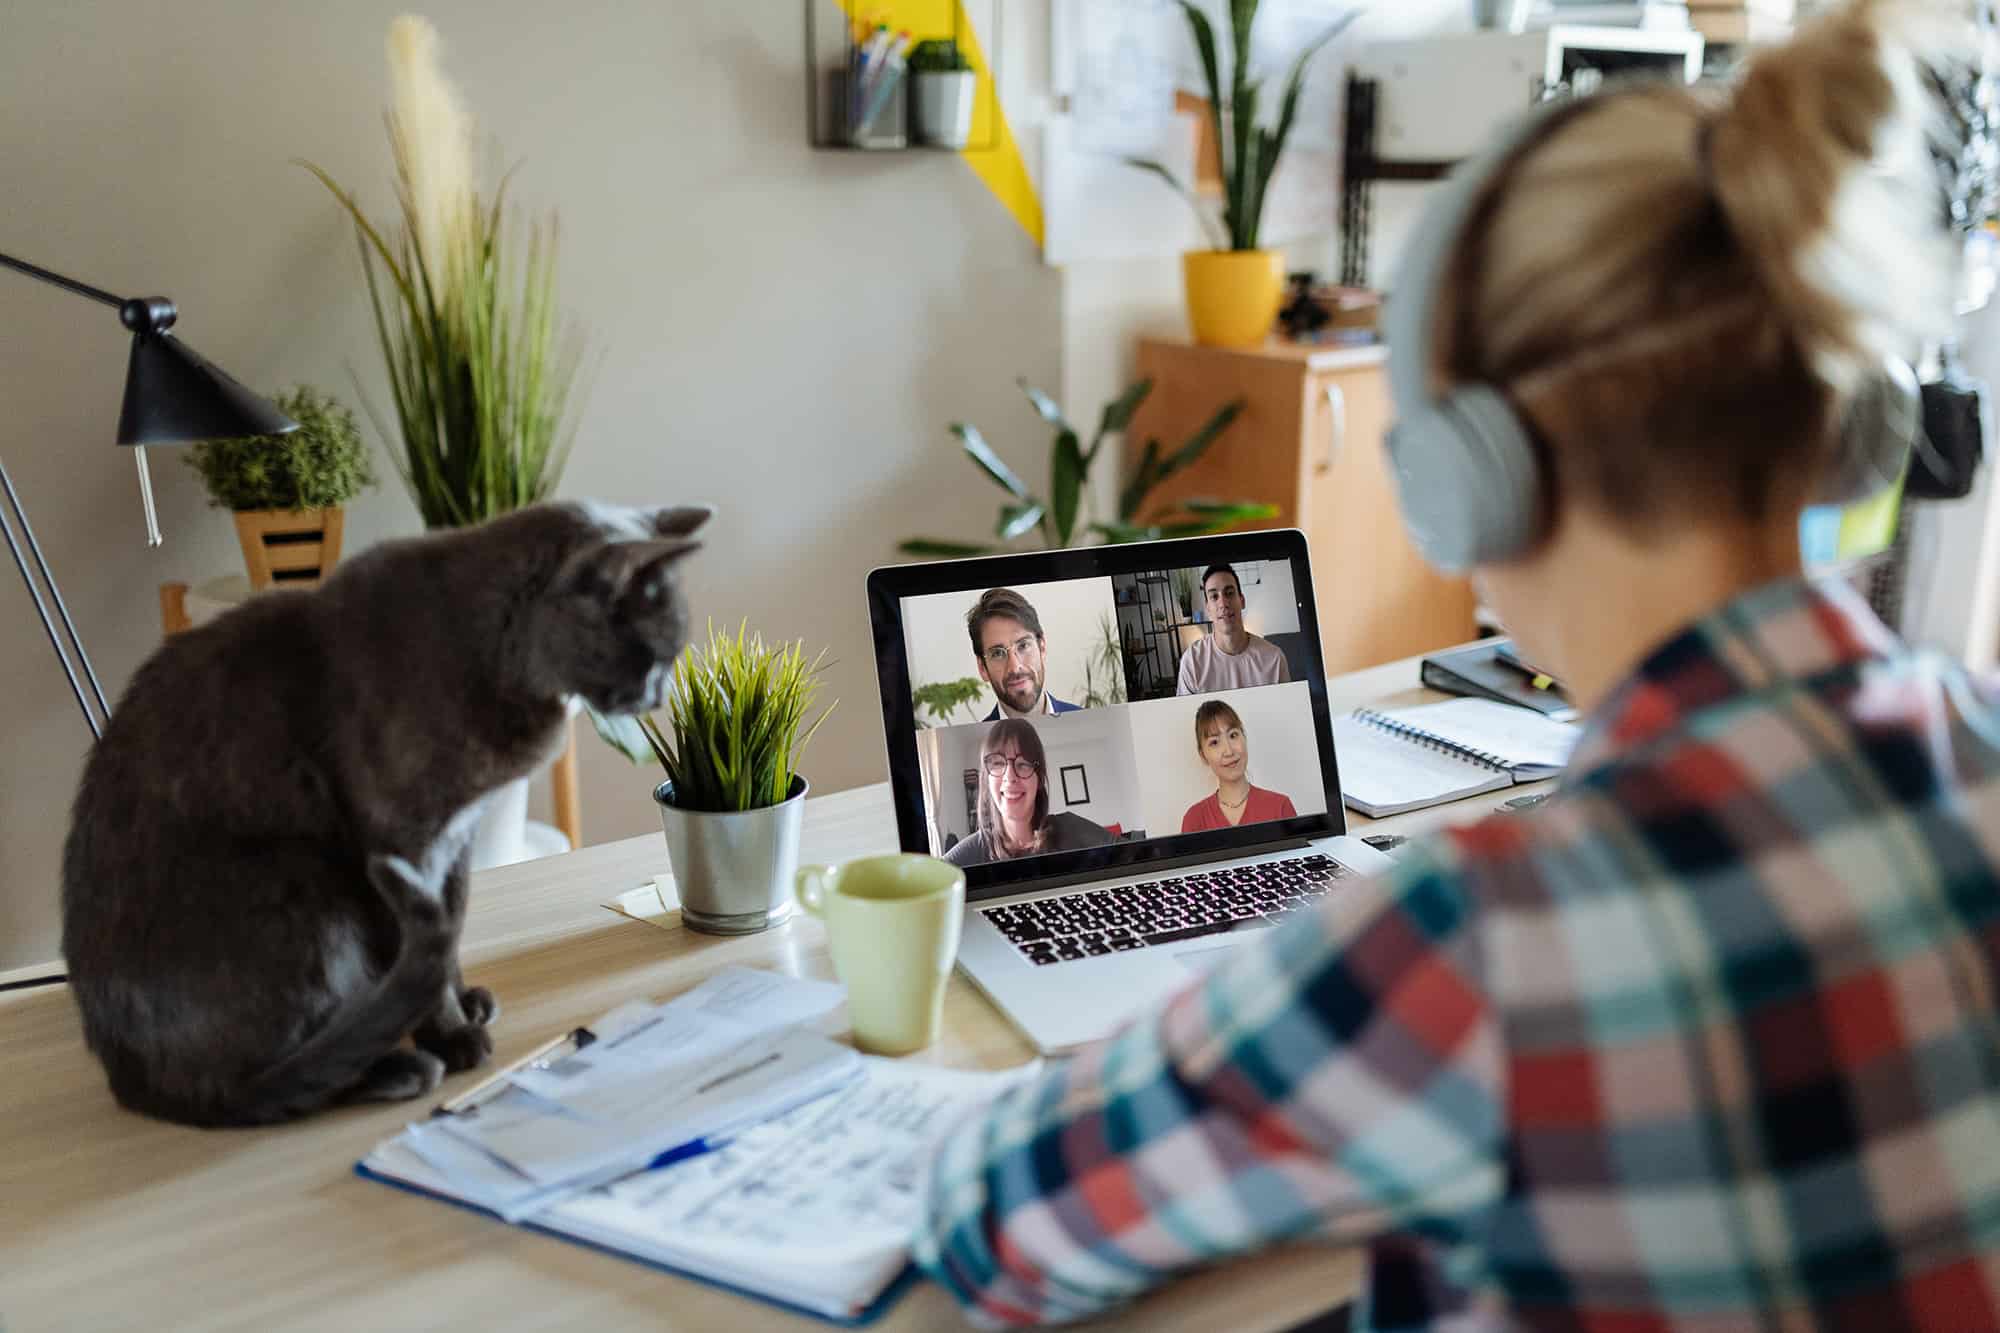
[1252,786,1297,817]
[943,832,990,866]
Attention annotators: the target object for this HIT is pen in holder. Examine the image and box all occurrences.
[830,41,908,148]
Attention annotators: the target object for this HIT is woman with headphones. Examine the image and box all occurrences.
[914,3,2000,1328]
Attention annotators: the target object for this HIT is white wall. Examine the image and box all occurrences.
[1129,681,1328,838]
[901,576,1116,717]
[926,706,1146,846]
[0,1,1060,971]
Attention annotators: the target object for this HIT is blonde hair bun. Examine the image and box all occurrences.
[1706,0,1966,392]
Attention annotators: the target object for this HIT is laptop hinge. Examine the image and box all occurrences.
[966,837,1319,904]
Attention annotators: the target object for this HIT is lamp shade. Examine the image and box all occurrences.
[116,331,298,446]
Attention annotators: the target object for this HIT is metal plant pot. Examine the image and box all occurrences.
[653,775,809,935]
[912,70,974,149]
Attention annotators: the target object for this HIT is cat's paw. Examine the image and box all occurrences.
[418,1022,494,1074]
[459,986,500,1027]
[351,1048,447,1103]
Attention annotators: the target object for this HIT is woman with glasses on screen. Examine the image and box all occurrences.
[944,719,1111,867]
[1179,699,1298,833]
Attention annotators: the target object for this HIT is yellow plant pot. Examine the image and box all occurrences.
[232,507,345,590]
[1182,249,1285,348]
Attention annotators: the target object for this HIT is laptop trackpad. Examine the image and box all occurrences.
[1173,926,1270,972]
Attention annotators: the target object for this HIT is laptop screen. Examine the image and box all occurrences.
[868,532,1346,900]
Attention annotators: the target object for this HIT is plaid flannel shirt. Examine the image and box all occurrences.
[913,575,2000,1330]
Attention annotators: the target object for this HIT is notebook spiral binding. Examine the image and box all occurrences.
[1352,708,1511,774]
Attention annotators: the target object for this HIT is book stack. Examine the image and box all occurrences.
[1687,0,1795,44]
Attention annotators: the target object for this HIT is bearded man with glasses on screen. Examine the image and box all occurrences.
[966,588,1084,722]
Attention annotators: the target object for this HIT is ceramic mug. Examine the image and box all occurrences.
[795,853,966,1055]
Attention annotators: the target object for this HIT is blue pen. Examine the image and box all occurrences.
[647,1135,729,1171]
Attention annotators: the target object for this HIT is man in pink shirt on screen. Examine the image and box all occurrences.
[1175,564,1291,696]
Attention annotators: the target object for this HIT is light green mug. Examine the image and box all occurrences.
[796,853,966,1055]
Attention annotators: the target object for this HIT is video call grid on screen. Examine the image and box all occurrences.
[883,539,1343,890]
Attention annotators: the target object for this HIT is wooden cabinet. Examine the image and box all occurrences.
[1128,336,1477,676]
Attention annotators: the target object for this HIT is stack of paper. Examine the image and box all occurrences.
[359,967,1039,1322]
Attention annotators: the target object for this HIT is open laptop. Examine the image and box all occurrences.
[866,529,1392,1055]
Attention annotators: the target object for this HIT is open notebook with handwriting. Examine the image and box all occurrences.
[357,968,1036,1325]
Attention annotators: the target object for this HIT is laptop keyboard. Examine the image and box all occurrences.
[980,854,1353,966]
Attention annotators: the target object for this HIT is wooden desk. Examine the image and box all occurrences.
[0,654,1522,1331]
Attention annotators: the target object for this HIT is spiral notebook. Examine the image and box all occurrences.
[1333,698,1582,818]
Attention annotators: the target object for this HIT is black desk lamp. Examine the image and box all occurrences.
[0,250,298,740]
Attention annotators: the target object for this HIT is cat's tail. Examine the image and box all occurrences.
[236,851,458,1123]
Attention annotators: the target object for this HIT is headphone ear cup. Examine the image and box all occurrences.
[1386,385,1545,573]
[1819,357,1922,504]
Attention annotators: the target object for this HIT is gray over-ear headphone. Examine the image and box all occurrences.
[1383,97,1924,573]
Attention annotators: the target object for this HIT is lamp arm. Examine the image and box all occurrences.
[0,251,127,312]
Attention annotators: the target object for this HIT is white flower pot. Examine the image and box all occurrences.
[469,775,531,869]
[912,70,975,149]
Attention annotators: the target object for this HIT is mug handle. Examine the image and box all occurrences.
[795,864,836,918]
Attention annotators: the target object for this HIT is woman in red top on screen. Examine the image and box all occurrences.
[1179,699,1297,833]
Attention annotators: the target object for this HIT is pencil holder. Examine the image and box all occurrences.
[828,67,907,149]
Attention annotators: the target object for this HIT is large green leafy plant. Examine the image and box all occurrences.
[1128,1,1356,251]
[184,385,377,512]
[299,16,583,530]
[900,377,1272,556]
[627,622,837,813]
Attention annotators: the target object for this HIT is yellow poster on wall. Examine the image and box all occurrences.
[836,0,1043,248]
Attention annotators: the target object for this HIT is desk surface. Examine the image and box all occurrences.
[0,654,1525,1331]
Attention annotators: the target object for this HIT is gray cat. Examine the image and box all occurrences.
[61,500,709,1127]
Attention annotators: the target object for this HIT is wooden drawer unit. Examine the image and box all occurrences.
[1128,336,1477,675]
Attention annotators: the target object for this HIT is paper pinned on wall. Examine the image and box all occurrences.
[1045,0,1359,265]
[1044,110,1206,266]
[1055,0,1182,157]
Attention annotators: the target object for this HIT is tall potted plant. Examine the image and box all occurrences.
[634,622,836,935]
[301,17,587,867]
[183,385,377,589]
[1129,1,1356,347]
[299,17,583,531]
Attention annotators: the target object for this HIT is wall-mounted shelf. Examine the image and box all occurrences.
[803,0,1004,153]
[1339,74,1457,289]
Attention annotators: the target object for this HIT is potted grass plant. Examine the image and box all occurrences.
[1127,1,1357,347]
[300,17,588,867]
[909,38,975,149]
[299,16,583,532]
[633,621,836,935]
[184,384,377,589]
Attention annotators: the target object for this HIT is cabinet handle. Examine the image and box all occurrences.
[1319,382,1346,474]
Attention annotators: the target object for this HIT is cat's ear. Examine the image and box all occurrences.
[651,505,713,539]
[619,539,702,614]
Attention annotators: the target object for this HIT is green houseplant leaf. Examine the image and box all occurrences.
[951,422,1030,499]
[1049,430,1084,547]
[1088,377,1153,467]
[1016,378,1072,435]
[905,380,1262,555]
